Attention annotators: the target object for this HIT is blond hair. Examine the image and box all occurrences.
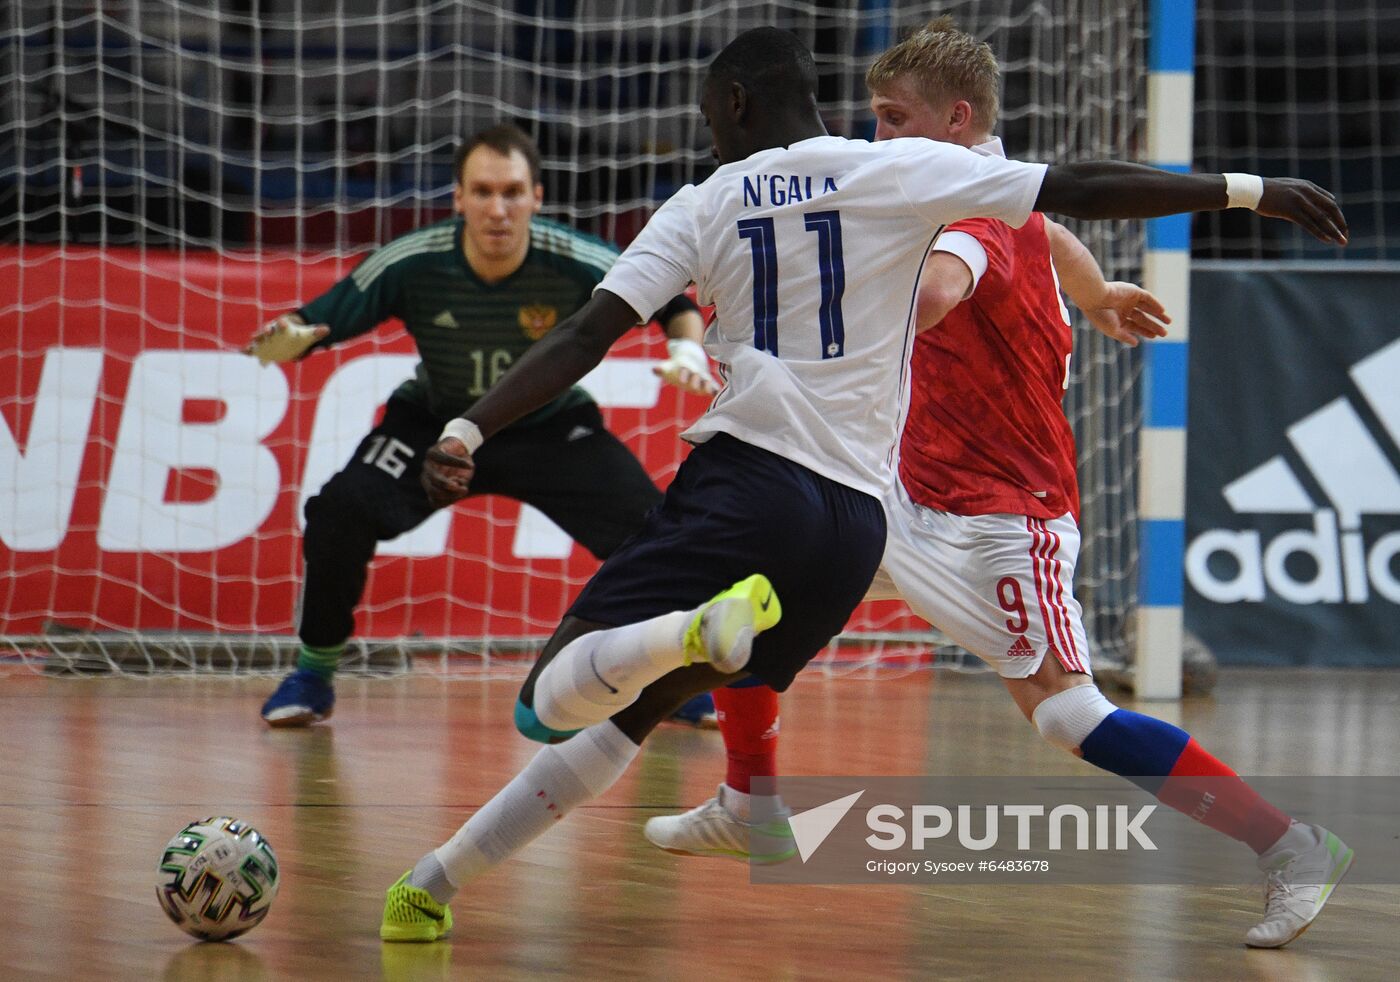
[866,17,1001,131]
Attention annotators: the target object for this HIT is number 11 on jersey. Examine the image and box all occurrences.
[736,210,847,359]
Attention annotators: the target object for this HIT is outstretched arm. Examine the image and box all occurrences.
[1045,221,1170,346]
[422,289,642,505]
[243,249,404,365]
[1034,164,1348,246]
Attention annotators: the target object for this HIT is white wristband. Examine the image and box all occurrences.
[439,418,484,454]
[1223,173,1264,210]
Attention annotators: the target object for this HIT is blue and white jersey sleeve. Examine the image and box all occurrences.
[595,186,700,323]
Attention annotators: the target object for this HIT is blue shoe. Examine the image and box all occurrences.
[669,692,718,729]
[261,669,335,727]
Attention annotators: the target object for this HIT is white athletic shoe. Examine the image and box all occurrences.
[681,574,782,675]
[1245,823,1353,948]
[644,785,797,864]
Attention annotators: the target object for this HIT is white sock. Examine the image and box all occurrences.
[414,721,640,900]
[409,852,453,905]
[719,784,753,821]
[1257,820,1320,868]
[719,783,788,825]
[534,610,692,731]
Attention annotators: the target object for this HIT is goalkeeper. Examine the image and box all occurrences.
[246,123,716,728]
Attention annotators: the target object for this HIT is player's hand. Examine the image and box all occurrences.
[1082,282,1171,347]
[1257,178,1348,246]
[243,315,330,366]
[653,337,719,396]
[421,437,475,508]
[420,439,476,509]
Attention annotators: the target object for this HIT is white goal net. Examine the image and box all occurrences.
[1,1,1144,675]
[1194,0,1400,260]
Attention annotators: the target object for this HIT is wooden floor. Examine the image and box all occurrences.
[0,667,1396,981]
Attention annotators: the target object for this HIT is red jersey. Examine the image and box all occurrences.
[898,212,1080,520]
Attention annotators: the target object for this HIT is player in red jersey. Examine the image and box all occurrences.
[645,20,1352,949]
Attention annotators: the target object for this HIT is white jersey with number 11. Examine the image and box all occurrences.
[597,134,1047,498]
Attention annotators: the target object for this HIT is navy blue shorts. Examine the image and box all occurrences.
[568,433,887,691]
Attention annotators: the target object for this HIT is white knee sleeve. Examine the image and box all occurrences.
[535,612,691,732]
[1032,684,1117,752]
[534,635,634,732]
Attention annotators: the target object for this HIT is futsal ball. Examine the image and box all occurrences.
[157,816,280,941]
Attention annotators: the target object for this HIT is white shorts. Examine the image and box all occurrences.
[870,481,1091,679]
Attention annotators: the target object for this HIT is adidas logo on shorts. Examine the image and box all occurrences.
[1006,635,1036,658]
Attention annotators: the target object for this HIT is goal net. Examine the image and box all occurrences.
[1194,0,1400,261]
[1,1,1144,676]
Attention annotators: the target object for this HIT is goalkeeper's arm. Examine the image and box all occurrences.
[651,293,718,396]
[243,312,331,366]
[244,242,401,365]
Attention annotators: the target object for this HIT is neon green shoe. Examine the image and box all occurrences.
[682,574,782,674]
[380,870,453,942]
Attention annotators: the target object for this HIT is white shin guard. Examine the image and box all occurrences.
[1031,684,1117,753]
[432,721,639,890]
[534,611,690,731]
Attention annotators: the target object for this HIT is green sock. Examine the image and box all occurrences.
[296,644,343,680]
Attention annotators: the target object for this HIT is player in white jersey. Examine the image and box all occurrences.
[645,21,1354,949]
[378,27,1348,941]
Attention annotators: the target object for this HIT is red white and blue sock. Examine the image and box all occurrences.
[1034,686,1292,854]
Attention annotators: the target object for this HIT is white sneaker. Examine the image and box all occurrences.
[644,785,797,864]
[1245,823,1354,948]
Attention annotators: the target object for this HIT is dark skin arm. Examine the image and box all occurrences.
[421,289,643,506]
[1035,163,1348,246]
[424,165,1345,505]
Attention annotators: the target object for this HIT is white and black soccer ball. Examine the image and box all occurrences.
[157,816,279,941]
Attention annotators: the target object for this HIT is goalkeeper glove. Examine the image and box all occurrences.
[244,315,329,366]
[653,337,718,395]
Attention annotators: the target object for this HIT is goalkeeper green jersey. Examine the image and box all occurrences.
[299,215,620,425]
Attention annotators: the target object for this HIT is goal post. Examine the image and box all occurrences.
[1134,0,1196,700]
[2,1,1146,677]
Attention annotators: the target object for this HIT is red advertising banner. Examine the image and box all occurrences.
[3,247,920,643]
